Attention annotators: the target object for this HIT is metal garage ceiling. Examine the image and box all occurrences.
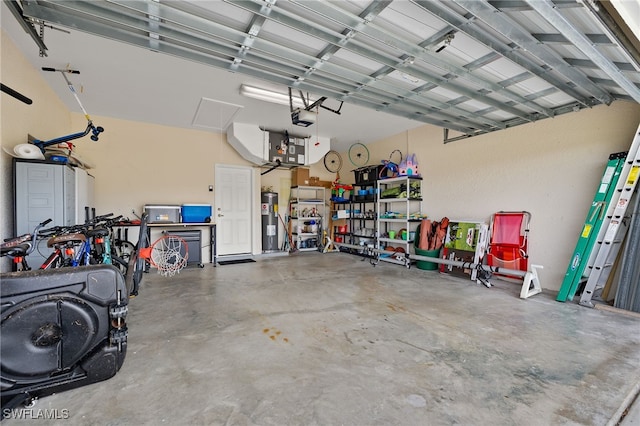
[9,0,640,142]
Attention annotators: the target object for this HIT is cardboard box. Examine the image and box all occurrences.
[454,222,477,251]
[445,221,479,250]
[440,248,476,279]
[292,167,310,186]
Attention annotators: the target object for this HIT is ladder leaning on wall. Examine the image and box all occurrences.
[579,126,640,307]
[557,123,640,306]
[556,152,627,302]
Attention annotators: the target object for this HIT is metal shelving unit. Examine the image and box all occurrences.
[289,186,326,252]
[349,184,377,254]
[329,184,377,256]
[330,200,351,247]
[376,176,424,266]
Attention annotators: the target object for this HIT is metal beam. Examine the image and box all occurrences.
[290,0,554,119]
[413,0,596,108]
[532,33,613,45]
[564,58,637,72]
[453,0,614,105]
[524,0,640,103]
[227,0,531,127]
[6,0,48,55]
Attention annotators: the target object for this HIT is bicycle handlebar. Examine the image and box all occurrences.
[0,218,53,257]
[40,214,125,238]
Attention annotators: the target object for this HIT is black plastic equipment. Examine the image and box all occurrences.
[0,265,128,415]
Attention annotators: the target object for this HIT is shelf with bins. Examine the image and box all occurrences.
[376,176,425,266]
[290,186,326,252]
[329,183,353,251]
[330,200,351,245]
[349,184,377,251]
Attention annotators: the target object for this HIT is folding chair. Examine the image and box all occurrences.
[487,211,531,275]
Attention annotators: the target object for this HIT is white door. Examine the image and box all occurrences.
[215,165,253,256]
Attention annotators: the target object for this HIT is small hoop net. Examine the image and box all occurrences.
[139,235,188,277]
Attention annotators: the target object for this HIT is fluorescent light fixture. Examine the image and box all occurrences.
[240,84,314,109]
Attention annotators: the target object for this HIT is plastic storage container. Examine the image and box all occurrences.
[354,165,385,186]
[181,204,212,223]
[145,205,181,224]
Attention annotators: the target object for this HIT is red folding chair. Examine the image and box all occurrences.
[487,211,531,274]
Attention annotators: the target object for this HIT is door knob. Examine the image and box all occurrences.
[218,213,224,217]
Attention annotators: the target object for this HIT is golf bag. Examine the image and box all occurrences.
[1,265,128,415]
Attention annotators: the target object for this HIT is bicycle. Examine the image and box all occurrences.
[0,219,52,271]
[112,226,136,263]
[87,214,129,276]
[38,223,93,269]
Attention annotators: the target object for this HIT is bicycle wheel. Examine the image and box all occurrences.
[348,142,370,167]
[323,150,342,173]
[113,240,135,262]
[125,251,142,297]
[111,255,128,277]
[126,240,148,297]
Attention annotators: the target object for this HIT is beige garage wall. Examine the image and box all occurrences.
[71,114,247,215]
[0,30,71,271]
[70,113,263,259]
[71,114,335,255]
[345,102,640,291]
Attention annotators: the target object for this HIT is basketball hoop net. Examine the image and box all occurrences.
[139,234,188,277]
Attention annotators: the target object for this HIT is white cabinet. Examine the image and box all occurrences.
[289,186,326,251]
[14,159,77,268]
[376,176,424,266]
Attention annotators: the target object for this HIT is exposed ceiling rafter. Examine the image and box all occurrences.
[11,0,640,143]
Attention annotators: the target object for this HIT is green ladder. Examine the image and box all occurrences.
[556,152,627,302]
[579,125,640,307]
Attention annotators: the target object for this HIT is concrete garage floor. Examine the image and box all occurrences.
[5,252,640,425]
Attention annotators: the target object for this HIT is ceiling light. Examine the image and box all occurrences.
[400,73,420,84]
[240,84,313,109]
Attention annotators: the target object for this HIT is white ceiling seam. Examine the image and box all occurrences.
[12,0,640,143]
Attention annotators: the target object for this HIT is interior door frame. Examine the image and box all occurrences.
[214,163,256,257]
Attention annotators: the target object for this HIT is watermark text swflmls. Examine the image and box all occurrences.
[2,408,70,420]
